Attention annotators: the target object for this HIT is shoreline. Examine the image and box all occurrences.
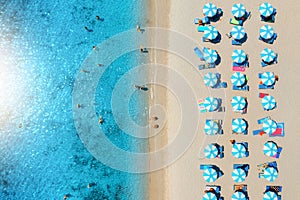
[147,0,170,199]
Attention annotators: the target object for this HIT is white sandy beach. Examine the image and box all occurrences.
[148,0,300,199]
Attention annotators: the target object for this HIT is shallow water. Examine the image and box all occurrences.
[0,0,149,199]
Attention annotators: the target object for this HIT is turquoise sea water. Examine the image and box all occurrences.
[0,0,149,199]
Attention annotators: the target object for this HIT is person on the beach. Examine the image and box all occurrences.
[134,84,148,91]
[153,124,159,129]
[151,116,158,121]
[139,45,144,53]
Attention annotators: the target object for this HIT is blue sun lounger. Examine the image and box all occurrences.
[194,47,204,60]
[200,164,211,170]
[275,147,283,158]
[253,129,264,136]
[232,39,242,45]
[233,85,249,91]
[259,84,274,89]
[266,185,282,193]
[257,116,269,124]
[198,26,207,32]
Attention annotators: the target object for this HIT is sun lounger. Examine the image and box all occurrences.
[233,184,247,192]
[220,82,227,88]
[261,15,275,23]
[194,47,205,60]
[233,61,249,67]
[232,39,242,45]
[257,116,270,124]
[230,18,243,26]
[274,147,282,158]
[259,172,264,179]
[198,63,216,70]
[259,92,269,98]
[259,84,274,89]
[266,185,282,193]
[205,185,221,193]
[270,123,285,137]
[198,26,207,32]
[253,129,264,136]
[232,66,246,72]
[259,33,278,44]
[200,164,211,170]
[233,85,249,91]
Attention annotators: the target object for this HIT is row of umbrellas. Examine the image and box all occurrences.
[201,48,277,64]
[203,189,280,200]
[203,3,276,18]
[203,25,276,41]
[204,141,280,159]
[202,165,278,183]
[203,95,276,112]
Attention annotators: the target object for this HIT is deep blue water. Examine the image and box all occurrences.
[0,0,149,199]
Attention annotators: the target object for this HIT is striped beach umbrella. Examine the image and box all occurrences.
[263,119,277,134]
[261,48,276,63]
[231,72,246,87]
[232,168,247,182]
[232,4,246,18]
[260,25,274,40]
[263,141,278,157]
[232,143,247,158]
[232,191,247,200]
[204,72,218,87]
[204,120,220,135]
[232,49,247,64]
[203,3,218,17]
[203,167,218,182]
[204,144,219,158]
[231,26,246,40]
[203,48,218,63]
[262,95,276,110]
[263,191,278,200]
[204,26,219,40]
[203,192,218,200]
[259,2,275,17]
[232,118,247,133]
[261,72,275,86]
[264,167,278,182]
[204,97,219,112]
[231,96,247,111]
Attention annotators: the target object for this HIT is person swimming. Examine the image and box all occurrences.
[99,116,104,124]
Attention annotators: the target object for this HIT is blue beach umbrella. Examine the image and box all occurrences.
[232,49,247,64]
[204,144,219,159]
[261,72,275,86]
[203,167,218,182]
[232,168,247,182]
[263,119,277,134]
[204,120,220,135]
[232,191,247,200]
[259,3,275,17]
[261,48,276,63]
[264,191,278,200]
[231,72,246,87]
[203,3,218,17]
[204,26,219,40]
[264,167,278,182]
[204,72,218,87]
[204,97,219,112]
[231,96,246,111]
[232,143,247,158]
[203,48,218,63]
[232,4,246,18]
[263,141,278,157]
[260,25,274,40]
[231,26,246,40]
[232,118,247,133]
[262,95,276,110]
[203,192,218,200]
